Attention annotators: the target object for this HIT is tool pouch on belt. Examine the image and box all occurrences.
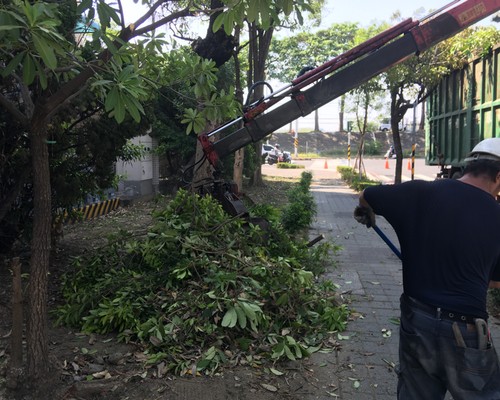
[452,319,492,349]
[475,319,492,350]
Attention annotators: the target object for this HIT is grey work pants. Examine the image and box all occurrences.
[397,297,500,400]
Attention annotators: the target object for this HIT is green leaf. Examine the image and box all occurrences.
[234,305,247,329]
[212,13,225,33]
[204,346,217,360]
[112,99,125,123]
[100,2,120,25]
[247,2,258,23]
[239,301,256,321]
[87,7,95,21]
[197,358,211,370]
[22,1,35,26]
[32,56,47,89]
[22,54,36,85]
[286,336,297,345]
[101,35,118,54]
[1,9,27,26]
[32,34,57,69]
[77,0,92,14]
[2,51,25,77]
[0,24,23,31]
[284,345,296,361]
[276,293,288,306]
[122,95,141,122]
[224,11,234,36]
[96,2,110,29]
[128,96,145,115]
[105,86,119,112]
[271,342,285,359]
[282,0,293,16]
[221,307,237,328]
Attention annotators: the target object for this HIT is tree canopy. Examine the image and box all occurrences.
[0,0,327,390]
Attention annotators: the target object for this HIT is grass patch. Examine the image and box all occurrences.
[296,153,322,159]
[277,162,305,169]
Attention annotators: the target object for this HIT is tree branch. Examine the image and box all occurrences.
[46,82,91,121]
[132,7,194,38]
[43,6,196,119]
[116,0,126,29]
[0,168,30,223]
[131,0,166,30]
[0,92,29,127]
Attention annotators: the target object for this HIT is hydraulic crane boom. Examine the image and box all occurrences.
[199,0,500,166]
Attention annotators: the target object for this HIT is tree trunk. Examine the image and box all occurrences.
[390,89,403,184]
[233,148,244,192]
[248,23,273,187]
[193,123,216,188]
[339,95,345,132]
[26,116,51,383]
[232,27,244,192]
[419,99,425,131]
[392,128,403,184]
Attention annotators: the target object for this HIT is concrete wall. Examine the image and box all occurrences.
[116,134,159,198]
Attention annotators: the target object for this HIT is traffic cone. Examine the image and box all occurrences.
[407,159,411,170]
[385,157,389,169]
[324,159,328,169]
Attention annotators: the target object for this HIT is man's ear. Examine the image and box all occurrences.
[495,172,500,198]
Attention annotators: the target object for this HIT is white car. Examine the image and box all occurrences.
[262,143,276,156]
[379,122,405,131]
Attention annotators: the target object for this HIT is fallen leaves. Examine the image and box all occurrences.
[261,383,278,392]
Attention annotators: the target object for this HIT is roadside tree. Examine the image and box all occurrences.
[384,25,500,183]
[267,23,358,133]
[0,0,318,391]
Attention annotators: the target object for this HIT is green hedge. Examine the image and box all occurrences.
[337,166,381,191]
[276,162,305,169]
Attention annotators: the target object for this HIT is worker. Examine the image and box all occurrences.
[353,137,500,400]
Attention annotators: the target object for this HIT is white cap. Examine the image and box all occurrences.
[464,138,500,162]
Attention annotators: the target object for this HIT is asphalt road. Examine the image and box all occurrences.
[262,157,441,183]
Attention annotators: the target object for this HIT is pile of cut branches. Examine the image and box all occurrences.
[55,181,347,375]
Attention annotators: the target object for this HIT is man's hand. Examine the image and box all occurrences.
[354,206,376,228]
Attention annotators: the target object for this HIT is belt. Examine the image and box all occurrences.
[401,294,479,324]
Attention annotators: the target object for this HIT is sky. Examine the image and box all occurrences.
[320,0,443,26]
[319,0,498,28]
[123,0,496,34]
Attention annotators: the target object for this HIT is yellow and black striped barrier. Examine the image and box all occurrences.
[63,198,121,224]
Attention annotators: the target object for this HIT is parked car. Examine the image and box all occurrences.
[379,121,405,131]
[262,143,276,156]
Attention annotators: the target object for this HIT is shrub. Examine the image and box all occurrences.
[276,162,305,169]
[364,140,382,156]
[281,171,316,234]
[337,166,381,191]
[489,288,500,309]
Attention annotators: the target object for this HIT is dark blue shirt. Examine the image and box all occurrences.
[364,179,500,319]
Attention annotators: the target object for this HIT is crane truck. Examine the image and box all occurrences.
[196,0,500,216]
